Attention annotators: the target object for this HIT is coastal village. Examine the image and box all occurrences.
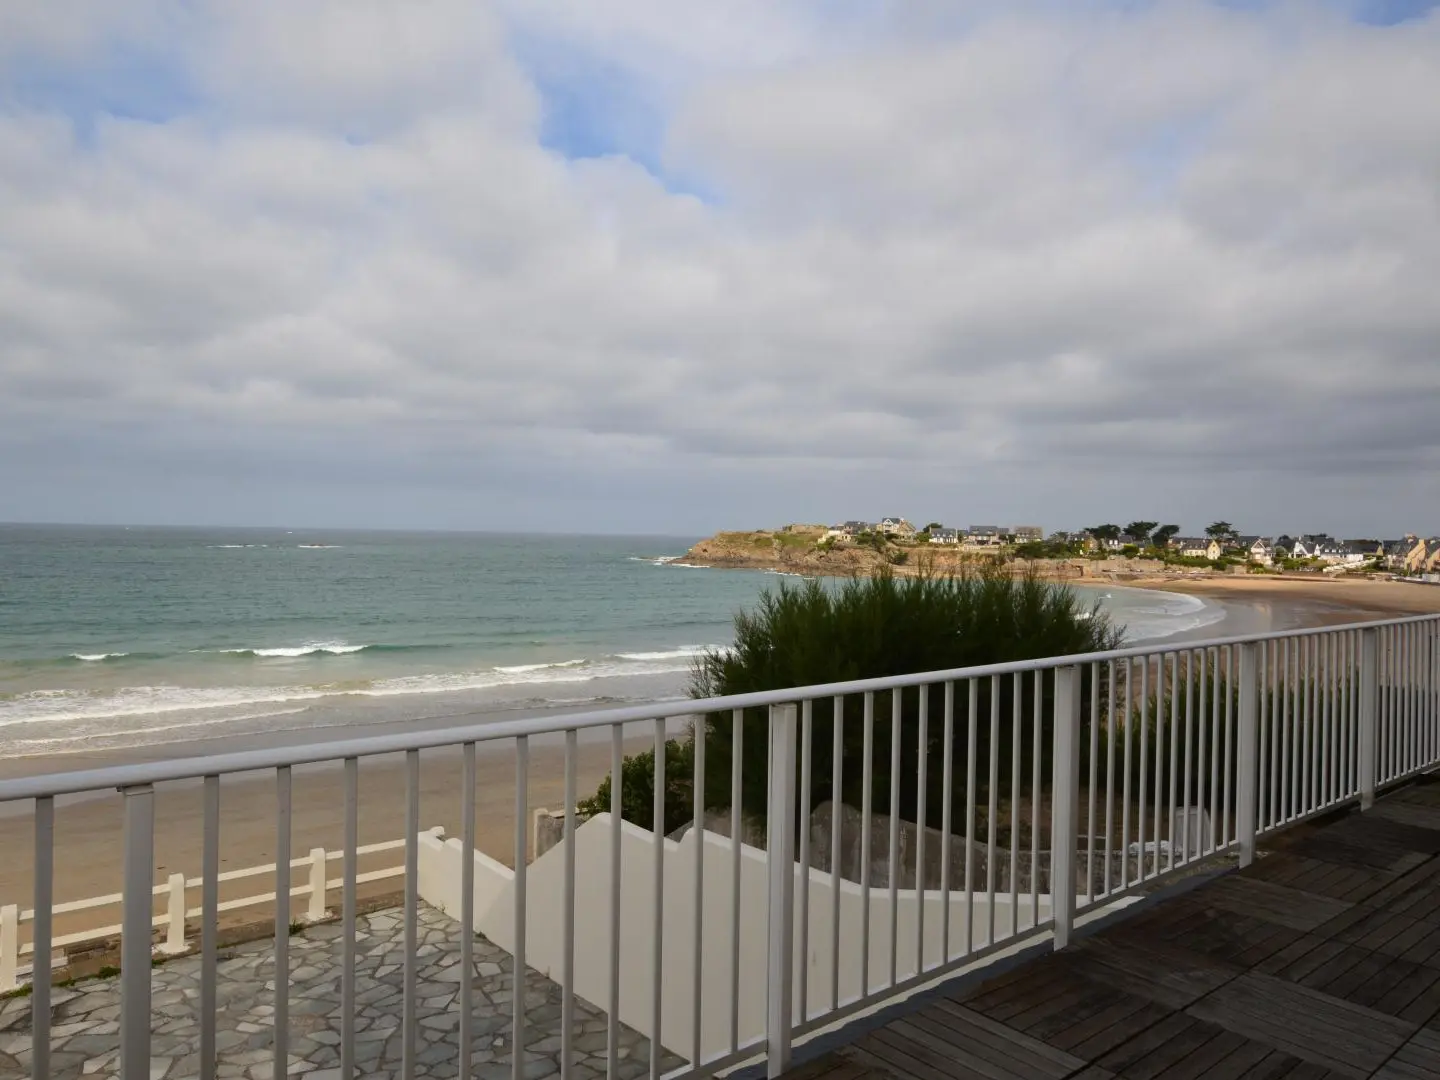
[682,518,1440,580]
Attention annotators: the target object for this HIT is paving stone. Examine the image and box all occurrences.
[6,905,679,1080]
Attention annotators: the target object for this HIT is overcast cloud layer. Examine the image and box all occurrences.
[1,1,1438,537]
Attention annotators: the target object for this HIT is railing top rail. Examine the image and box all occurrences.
[2,610,1435,803]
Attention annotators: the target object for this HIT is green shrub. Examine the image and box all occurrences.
[581,567,1123,832]
[575,737,697,833]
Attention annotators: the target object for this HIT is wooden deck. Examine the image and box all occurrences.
[784,778,1440,1080]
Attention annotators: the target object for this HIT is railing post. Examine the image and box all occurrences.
[1360,629,1379,809]
[121,783,156,1080]
[1051,667,1081,950]
[0,904,16,992]
[1236,644,1260,867]
[161,873,187,954]
[766,703,798,1080]
[308,847,328,922]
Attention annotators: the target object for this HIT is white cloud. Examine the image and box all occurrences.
[1,1,1438,534]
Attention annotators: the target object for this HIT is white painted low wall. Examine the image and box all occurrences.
[418,816,1086,1061]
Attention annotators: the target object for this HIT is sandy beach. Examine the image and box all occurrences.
[1123,573,1440,628]
[3,575,1437,963]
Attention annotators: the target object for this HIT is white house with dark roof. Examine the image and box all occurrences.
[928,527,961,544]
[877,517,915,537]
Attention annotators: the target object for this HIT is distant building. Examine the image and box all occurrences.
[1385,536,1428,573]
[1010,525,1044,542]
[966,526,1002,547]
[839,520,872,536]
[928,527,961,544]
[1174,537,1222,560]
[877,517,915,537]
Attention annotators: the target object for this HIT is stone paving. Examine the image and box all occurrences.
[0,905,683,1080]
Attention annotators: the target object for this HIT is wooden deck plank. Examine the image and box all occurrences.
[1186,970,1417,1077]
[1198,876,1355,932]
[1071,934,1242,1008]
[922,999,1089,1072]
[1372,1026,1440,1080]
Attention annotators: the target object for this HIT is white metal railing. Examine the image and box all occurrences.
[0,829,440,991]
[0,613,1435,1080]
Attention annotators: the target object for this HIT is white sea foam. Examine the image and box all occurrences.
[221,642,367,657]
[493,659,588,674]
[614,645,716,661]
[297,544,342,549]
[71,652,128,662]
[206,544,269,549]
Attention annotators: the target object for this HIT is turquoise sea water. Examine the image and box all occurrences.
[0,525,1224,757]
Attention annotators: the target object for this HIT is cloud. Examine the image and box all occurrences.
[0,0,1438,535]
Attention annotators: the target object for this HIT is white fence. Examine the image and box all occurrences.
[0,613,1436,1080]
[0,828,439,992]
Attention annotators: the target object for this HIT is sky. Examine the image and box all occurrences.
[1,1,1438,539]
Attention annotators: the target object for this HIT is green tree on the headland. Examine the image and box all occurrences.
[1206,521,1236,541]
[1151,524,1181,548]
[924,522,943,533]
[1088,524,1123,543]
[1124,521,1158,544]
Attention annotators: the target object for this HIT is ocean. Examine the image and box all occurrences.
[0,525,1225,758]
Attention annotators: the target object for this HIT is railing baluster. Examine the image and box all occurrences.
[1139,658,1149,880]
[275,767,291,1080]
[121,784,154,1080]
[1182,651,1194,863]
[461,745,476,1080]
[830,695,843,1010]
[766,704,797,1079]
[609,723,623,1080]
[652,718,665,1080]
[1360,630,1378,808]
[887,688,901,987]
[987,676,998,947]
[1087,662,1099,905]
[1051,667,1081,949]
[1104,660,1116,896]
[1153,657,1166,876]
[797,700,810,1022]
[728,708,742,1057]
[940,682,954,963]
[1009,672,1021,938]
[915,686,928,975]
[1200,649,1212,850]
[692,713,707,1057]
[403,750,419,1080]
[1237,644,1260,867]
[1255,644,1266,832]
[1030,670,1041,926]
[32,795,53,1080]
[1166,653,1179,873]
[1302,638,1314,814]
[1282,639,1293,820]
[562,731,577,1080]
[965,681,977,955]
[513,736,529,1080]
[1121,660,1132,888]
[342,758,358,1080]
[860,691,873,997]
[1223,646,1235,841]
[201,775,220,1080]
